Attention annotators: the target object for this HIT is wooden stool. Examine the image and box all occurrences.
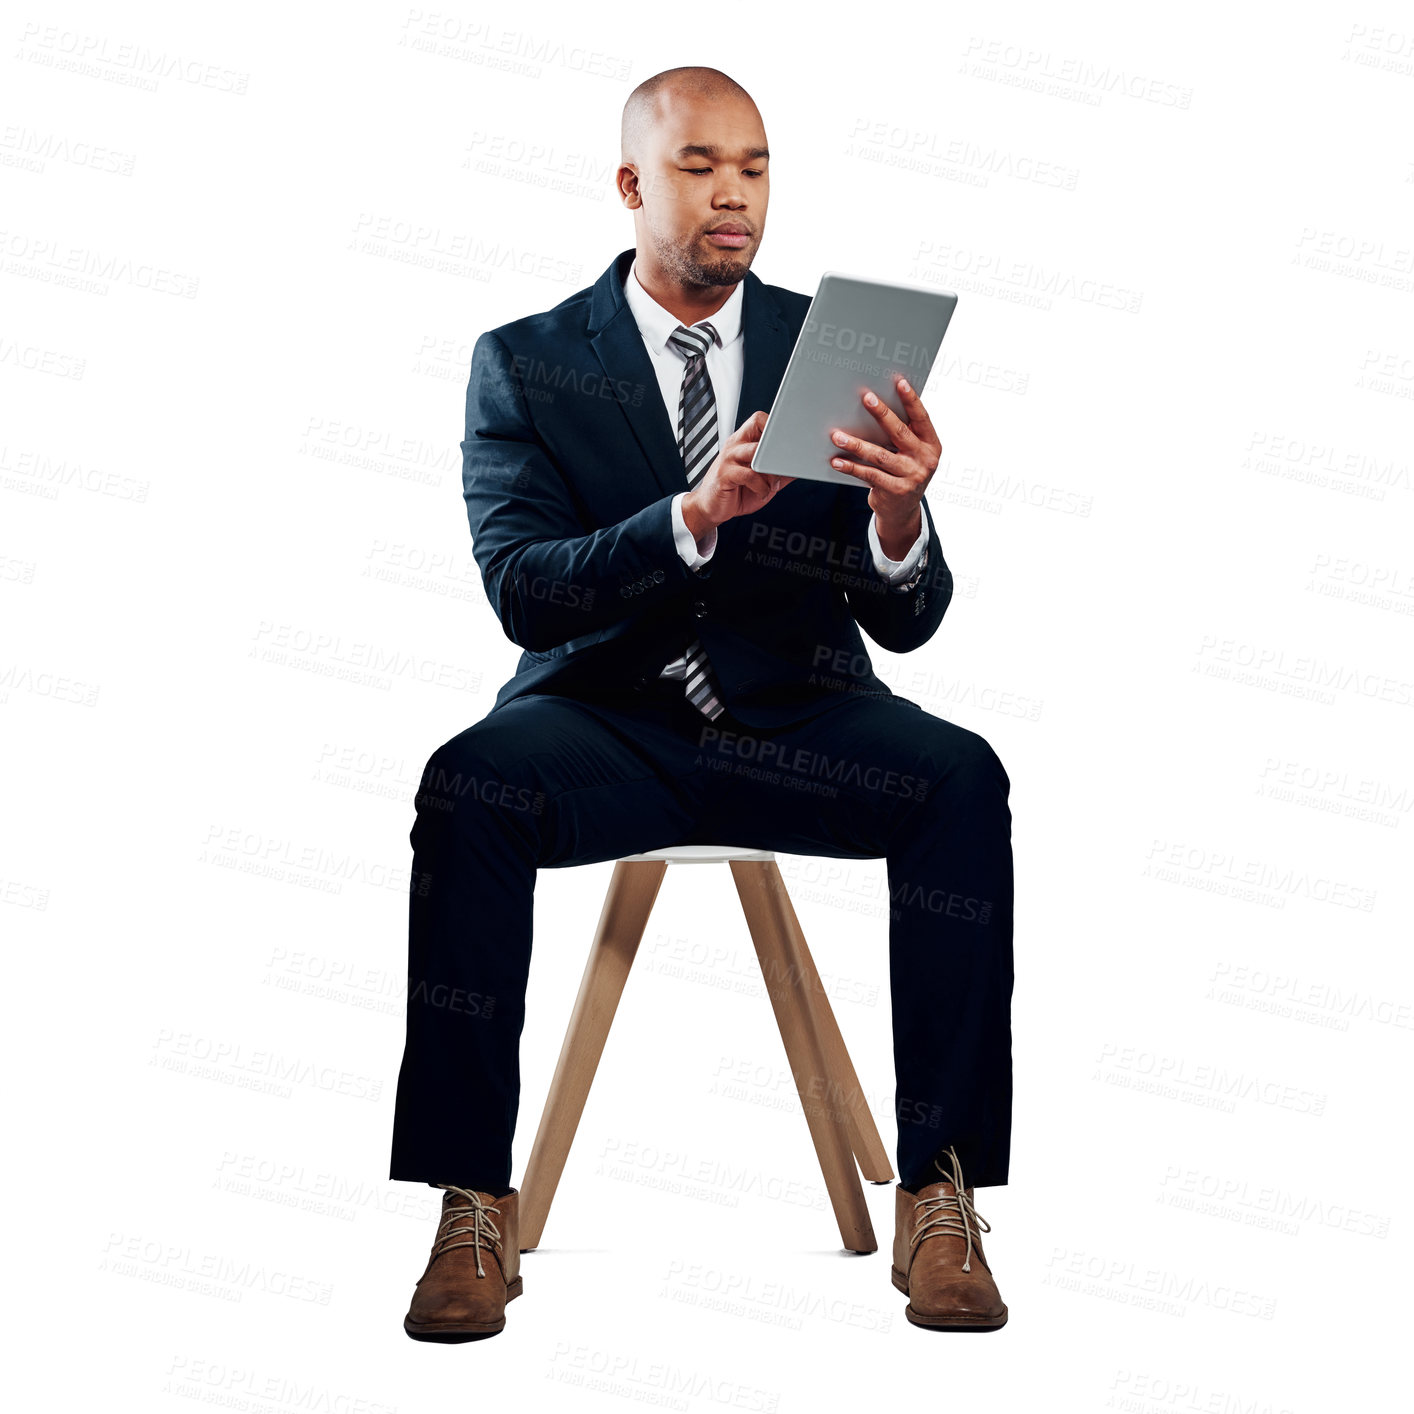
[518,845,893,1254]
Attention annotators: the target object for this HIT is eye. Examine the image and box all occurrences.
[681,168,711,174]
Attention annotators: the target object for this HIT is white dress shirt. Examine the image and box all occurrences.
[621,257,929,678]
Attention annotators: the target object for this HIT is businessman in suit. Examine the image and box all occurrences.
[391,66,1014,1339]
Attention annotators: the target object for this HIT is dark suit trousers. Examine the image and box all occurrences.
[388,674,1014,1195]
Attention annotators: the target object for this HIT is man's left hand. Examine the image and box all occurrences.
[828,376,940,560]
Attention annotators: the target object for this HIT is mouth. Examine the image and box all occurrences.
[705,227,750,249]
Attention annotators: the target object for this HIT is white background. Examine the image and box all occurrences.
[4,1,1410,1407]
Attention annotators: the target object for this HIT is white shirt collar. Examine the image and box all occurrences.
[624,255,744,354]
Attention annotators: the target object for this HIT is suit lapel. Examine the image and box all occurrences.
[733,268,794,430]
[586,248,795,502]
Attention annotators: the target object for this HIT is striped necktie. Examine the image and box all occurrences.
[663,321,726,720]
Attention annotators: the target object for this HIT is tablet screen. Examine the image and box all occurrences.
[752,272,958,487]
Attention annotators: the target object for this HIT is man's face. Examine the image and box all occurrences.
[625,93,769,288]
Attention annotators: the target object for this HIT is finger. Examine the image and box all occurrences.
[829,427,905,476]
[734,409,769,441]
[896,377,939,447]
[731,451,783,484]
[727,449,769,478]
[751,470,795,497]
[859,388,920,453]
[749,474,792,504]
[828,455,904,493]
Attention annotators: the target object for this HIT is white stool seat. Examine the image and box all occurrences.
[619,844,775,864]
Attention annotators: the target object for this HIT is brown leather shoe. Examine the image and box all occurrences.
[404,1186,523,1340]
[891,1146,1007,1330]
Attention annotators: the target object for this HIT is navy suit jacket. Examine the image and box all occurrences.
[460,247,954,729]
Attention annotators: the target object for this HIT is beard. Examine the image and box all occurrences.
[653,223,754,288]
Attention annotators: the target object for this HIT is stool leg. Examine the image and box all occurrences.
[729,860,877,1254]
[519,858,667,1251]
[772,866,894,1183]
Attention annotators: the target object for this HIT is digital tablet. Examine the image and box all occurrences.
[750,271,958,487]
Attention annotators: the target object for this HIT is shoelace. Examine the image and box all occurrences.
[431,1185,503,1278]
[911,1145,991,1273]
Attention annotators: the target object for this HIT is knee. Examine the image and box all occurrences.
[926,726,1009,796]
[416,727,521,818]
[415,738,467,823]
[421,731,482,799]
[969,732,1009,791]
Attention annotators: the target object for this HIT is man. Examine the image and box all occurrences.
[390,65,1014,1339]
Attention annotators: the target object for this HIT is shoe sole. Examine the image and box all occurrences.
[404,1275,523,1341]
[890,1265,1007,1330]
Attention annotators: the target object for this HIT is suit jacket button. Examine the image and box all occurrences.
[652,568,665,583]
[692,599,707,618]
[634,674,649,690]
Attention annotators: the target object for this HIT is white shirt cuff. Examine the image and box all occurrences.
[671,491,717,571]
[868,511,928,583]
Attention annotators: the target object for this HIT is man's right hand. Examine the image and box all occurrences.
[680,410,793,545]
